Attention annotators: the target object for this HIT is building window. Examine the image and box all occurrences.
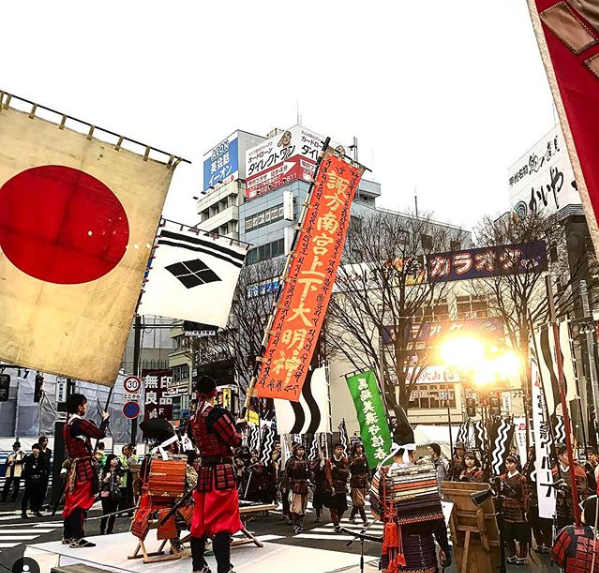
[408,384,456,409]
[245,204,284,232]
[549,242,558,263]
[456,295,488,319]
[246,238,286,265]
[421,234,433,250]
[450,240,461,251]
[173,363,190,382]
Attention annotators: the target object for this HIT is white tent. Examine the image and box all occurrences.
[414,425,462,459]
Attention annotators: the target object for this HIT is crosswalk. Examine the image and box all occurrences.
[0,520,63,552]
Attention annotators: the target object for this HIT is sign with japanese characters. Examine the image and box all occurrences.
[142,369,173,420]
[245,126,334,200]
[531,356,556,519]
[382,317,504,344]
[203,134,239,191]
[254,148,365,400]
[426,241,547,283]
[508,124,579,218]
[346,370,392,468]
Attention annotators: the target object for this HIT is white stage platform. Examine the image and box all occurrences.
[25,530,377,573]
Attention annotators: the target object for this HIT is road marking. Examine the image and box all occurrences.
[0,535,37,540]
[294,533,356,541]
[0,529,53,534]
[0,543,20,547]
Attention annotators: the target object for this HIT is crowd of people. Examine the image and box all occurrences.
[1,437,52,518]
[425,440,599,568]
[7,395,599,572]
[232,441,370,535]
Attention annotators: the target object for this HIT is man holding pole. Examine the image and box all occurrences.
[189,376,245,573]
[62,393,109,547]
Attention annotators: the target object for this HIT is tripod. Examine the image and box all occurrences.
[342,518,382,573]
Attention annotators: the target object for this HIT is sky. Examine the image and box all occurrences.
[2,0,557,231]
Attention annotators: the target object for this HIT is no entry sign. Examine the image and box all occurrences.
[123,376,141,393]
[123,401,141,419]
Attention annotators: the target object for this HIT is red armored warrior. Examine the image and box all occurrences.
[189,376,245,573]
[552,496,599,572]
[62,393,109,548]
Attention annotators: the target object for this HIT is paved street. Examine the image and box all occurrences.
[0,502,553,573]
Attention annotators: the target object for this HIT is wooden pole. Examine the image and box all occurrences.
[546,275,581,526]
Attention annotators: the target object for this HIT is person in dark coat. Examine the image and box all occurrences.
[21,444,48,518]
[309,449,329,524]
[349,443,369,524]
[99,454,122,535]
[326,443,350,533]
[499,455,530,566]
[38,436,52,509]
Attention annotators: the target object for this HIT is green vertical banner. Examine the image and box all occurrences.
[346,369,392,468]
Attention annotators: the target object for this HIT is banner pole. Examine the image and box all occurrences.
[546,275,581,526]
[242,137,331,415]
[528,314,559,466]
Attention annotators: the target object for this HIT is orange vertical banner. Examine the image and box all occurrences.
[254,148,365,401]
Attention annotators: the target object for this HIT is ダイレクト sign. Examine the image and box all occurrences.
[142,369,173,420]
[254,148,365,401]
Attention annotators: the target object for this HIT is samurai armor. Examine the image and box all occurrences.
[147,459,186,499]
[370,461,444,525]
[131,508,151,539]
[157,508,178,540]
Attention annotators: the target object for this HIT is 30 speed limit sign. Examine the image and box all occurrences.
[123,376,141,393]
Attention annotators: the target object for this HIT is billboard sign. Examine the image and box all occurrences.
[427,241,547,282]
[245,126,332,200]
[382,317,505,344]
[203,134,239,191]
[142,369,173,420]
[508,124,579,218]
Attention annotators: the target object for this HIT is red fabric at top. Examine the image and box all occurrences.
[534,0,599,228]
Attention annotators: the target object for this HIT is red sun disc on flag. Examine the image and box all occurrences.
[0,165,129,284]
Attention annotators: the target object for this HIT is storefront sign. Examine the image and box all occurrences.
[142,369,173,420]
[427,241,547,282]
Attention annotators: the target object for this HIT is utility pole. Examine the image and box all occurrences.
[581,279,599,445]
[131,314,142,446]
[51,377,75,508]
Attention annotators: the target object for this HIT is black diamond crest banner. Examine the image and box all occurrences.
[165,259,221,289]
[140,221,248,328]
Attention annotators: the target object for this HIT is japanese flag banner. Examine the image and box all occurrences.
[0,94,180,386]
[252,147,365,401]
[527,1,599,250]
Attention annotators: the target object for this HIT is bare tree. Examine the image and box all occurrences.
[325,210,468,411]
[195,258,284,391]
[468,211,599,402]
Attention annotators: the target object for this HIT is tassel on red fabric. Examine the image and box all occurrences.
[383,520,399,552]
[396,525,406,567]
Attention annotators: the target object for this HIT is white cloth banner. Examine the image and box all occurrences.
[140,222,247,328]
[274,367,331,434]
[531,357,557,519]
